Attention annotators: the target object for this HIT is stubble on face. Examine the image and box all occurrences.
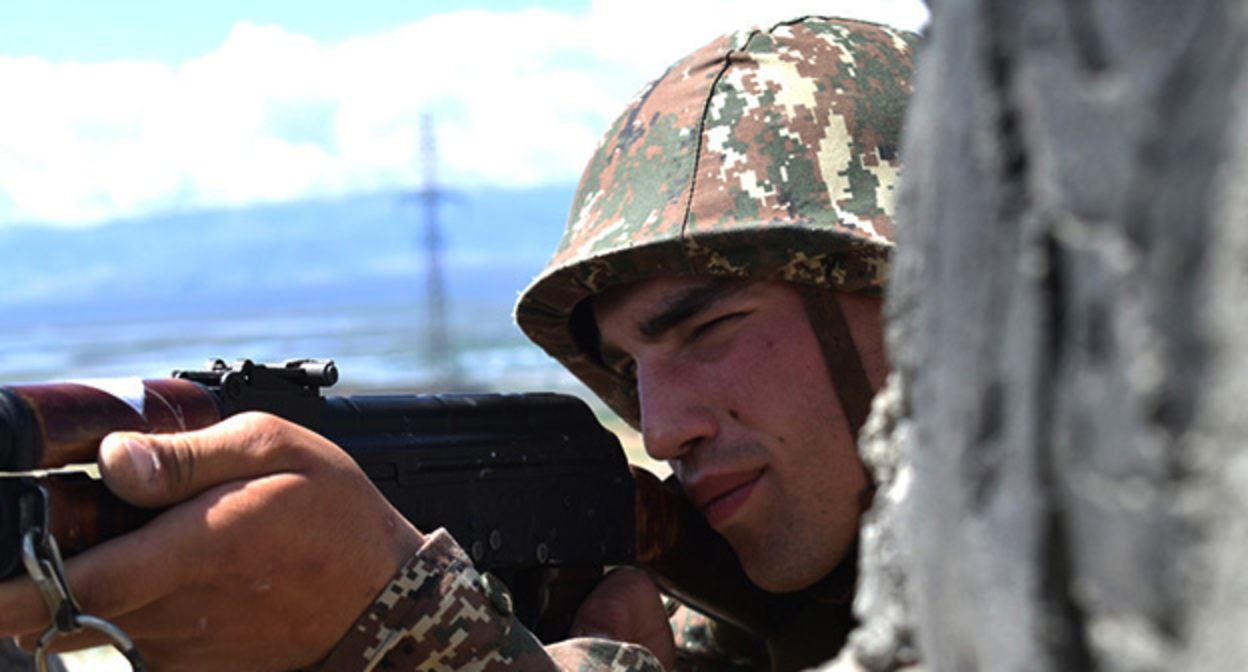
[686,432,867,592]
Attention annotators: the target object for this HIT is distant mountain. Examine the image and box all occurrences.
[0,184,577,325]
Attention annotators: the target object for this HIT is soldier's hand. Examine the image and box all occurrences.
[570,567,675,669]
[0,411,425,671]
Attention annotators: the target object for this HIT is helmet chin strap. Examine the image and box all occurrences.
[795,285,875,441]
[794,285,877,612]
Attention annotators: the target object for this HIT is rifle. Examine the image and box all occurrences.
[0,359,811,646]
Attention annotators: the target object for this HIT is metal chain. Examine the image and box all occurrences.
[18,481,145,672]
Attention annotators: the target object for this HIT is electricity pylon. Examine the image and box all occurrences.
[408,113,457,385]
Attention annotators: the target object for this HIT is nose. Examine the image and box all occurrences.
[636,359,718,462]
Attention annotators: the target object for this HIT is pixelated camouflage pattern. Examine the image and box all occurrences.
[514,16,918,426]
[307,529,663,672]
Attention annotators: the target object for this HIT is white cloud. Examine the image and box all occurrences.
[0,0,928,227]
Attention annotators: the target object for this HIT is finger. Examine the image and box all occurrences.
[98,412,340,508]
[2,470,346,644]
[19,589,217,657]
[0,462,277,637]
[570,567,656,637]
[570,567,675,668]
[14,624,112,656]
[0,512,194,637]
[0,575,48,638]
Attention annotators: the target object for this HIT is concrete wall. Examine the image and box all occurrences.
[846,1,1248,670]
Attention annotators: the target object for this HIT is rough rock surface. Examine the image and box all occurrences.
[840,1,1248,670]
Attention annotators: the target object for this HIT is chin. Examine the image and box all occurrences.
[735,530,855,593]
[739,552,828,593]
[744,567,820,593]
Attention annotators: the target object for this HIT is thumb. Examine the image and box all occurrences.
[98,412,330,508]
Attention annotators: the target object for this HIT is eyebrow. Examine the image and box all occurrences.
[593,278,754,373]
[637,278,752,340]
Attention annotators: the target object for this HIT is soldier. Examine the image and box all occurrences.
[513,15,915,670]
[0,15,916,672]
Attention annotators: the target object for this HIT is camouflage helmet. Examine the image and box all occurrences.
[515,16,919,426]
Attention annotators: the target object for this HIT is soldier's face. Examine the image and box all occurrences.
[594,276,886,592]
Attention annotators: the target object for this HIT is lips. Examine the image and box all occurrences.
[685,469,763,528]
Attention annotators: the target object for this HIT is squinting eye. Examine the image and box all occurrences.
[693,312,747,338]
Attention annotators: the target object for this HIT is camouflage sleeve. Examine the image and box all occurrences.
[305,528,665,672]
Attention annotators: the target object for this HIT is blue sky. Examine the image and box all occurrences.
[2,1,593,63]
[0,1,928,228]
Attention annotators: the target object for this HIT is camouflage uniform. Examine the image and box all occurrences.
[306,530,664,672]
[314,16,917,671]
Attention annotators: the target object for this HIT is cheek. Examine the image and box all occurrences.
[730,328,830,402]
[742,328,852,454]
